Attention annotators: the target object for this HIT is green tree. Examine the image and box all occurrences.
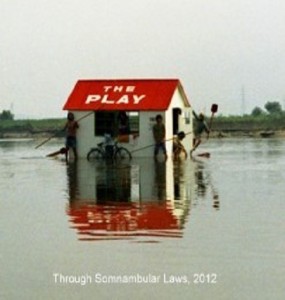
[264,101,282,114]
[251,106,264,117]
[0,110,14,120]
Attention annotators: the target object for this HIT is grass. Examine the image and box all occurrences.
[0,118,65,133]
[212,113,285,131]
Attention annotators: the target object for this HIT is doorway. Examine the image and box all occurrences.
[172,108,182,135]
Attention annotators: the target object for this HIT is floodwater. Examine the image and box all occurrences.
[1,138,284,300]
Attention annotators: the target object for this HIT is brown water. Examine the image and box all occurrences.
[1,138,284,300]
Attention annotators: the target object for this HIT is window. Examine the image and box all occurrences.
[95,112,116,136]
[95,111,139,137]
[128,112,139,135]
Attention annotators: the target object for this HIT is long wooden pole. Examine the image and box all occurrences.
[35,111,93,149]
[130,131,192,153]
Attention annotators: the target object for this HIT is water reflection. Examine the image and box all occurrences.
[191,156,220,210]
[66,158,218,241]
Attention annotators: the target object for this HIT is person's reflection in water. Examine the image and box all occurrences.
[195,163,207,197]
[154,161,166,201]
[172,159,193,230]
[192,157,220,210]
[173,159,185,200]
[212,194,220,210]
[66,161,78,203]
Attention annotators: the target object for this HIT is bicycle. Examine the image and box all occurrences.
[87,140,132,161]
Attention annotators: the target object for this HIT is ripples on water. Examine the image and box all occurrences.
[1,138,284,300]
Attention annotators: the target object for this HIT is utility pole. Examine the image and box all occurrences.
[10,102,15,119]
[241,86,245,116]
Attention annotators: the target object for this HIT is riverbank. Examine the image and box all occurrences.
[210,129,285,138]
[0,118,65,139]
[210,114,285,138]
[0,115,285,139]
[0,130,62,139]
[1,128,285,139]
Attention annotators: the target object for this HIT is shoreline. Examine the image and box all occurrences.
[210,129,285,138]
[1,129,285,139]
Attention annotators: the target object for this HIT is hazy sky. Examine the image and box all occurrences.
[1,0,285,118]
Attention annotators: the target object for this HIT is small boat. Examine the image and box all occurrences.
[260,131,275,138]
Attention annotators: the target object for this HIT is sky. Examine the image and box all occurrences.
[1,0,285,119]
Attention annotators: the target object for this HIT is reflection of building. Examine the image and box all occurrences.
[62,79,193,158]
[66,159,193,242]
[68,201,183,241]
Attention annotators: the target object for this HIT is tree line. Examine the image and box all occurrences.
[0,110,14,120]
[251,101,283,116]
[0,100,283,121]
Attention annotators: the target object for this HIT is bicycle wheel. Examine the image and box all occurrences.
[87,148,104,161]
[114,147,132,160]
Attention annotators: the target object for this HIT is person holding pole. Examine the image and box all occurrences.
[173,131,188,160]
[152,114,168,160]
[64,112,79,162]
[190,111,210,156]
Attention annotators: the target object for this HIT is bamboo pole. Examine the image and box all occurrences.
[35,111,93,149]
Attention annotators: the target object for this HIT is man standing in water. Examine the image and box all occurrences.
[190,111,210,156]
[64,112,79,162]
[152,114,168,160]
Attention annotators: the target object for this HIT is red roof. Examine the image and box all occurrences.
[63,79,190,111]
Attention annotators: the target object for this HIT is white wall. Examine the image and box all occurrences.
[132,111,166,157]
[167,88,193,153]
[71,111,101,158]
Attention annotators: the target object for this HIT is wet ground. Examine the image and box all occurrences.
[1,138,284,299]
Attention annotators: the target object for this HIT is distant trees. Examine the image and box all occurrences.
[0,110,14,120]
[251,107,264,117]
[264,101,282,114]
[251,101,283,116]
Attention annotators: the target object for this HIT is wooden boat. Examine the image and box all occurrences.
[260,131,275,138]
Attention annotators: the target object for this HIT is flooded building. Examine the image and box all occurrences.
[63,79,193,158]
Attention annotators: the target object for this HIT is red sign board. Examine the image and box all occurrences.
[63,79,190,111]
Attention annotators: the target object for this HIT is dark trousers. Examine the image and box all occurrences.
[154,142,167,155]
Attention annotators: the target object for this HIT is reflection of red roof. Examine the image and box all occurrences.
[66,201,182,241]
[63,79,190,111]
